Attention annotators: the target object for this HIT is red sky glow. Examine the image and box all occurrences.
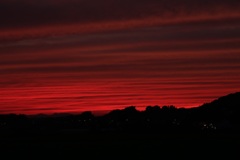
[0,0,240,115]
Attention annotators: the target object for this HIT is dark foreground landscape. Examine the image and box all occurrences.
[1,92,240,158]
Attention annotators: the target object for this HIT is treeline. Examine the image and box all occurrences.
[0,104,239,133]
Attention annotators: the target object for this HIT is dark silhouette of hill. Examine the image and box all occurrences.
[0,92,239,132]
[199,92,240,110]
[190,92,240,130]
[0,92,239,157]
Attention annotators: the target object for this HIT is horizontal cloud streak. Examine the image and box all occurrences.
[0,0,240,42]
[1,0,239,26]
[0,79,239,114]
[0,0,240,114]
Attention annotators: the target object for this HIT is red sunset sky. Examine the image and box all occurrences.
[0,0,240,115]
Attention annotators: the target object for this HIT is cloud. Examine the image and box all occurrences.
[1,24,240,81]
[0,0,240,114]
[0,0,240,42]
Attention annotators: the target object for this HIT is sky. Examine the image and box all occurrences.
[0,0,240,115]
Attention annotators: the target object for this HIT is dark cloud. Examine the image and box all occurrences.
[0,0,239,29]
[0,0,240,114]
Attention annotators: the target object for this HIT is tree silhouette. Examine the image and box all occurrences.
[0,92,239,132]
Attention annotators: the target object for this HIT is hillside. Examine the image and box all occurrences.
[0,92,239,157]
